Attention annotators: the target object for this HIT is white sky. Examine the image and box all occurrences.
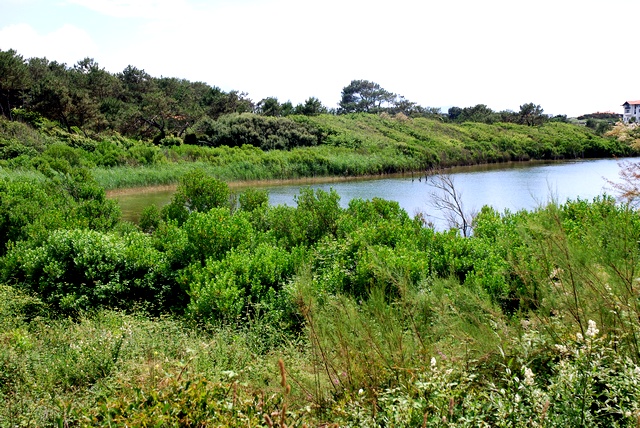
[0,0,637,117]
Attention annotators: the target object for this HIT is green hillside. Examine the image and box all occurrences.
[1,112,633,189]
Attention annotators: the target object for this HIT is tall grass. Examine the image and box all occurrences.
[88,114,634,189]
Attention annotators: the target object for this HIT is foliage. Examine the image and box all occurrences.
[338,80,396,114]
[1,130,640,426]
[162,168,230,224]
[238,187,269,212]
[185,242,296,323]
[1,229,181,314]
[195,113,325,150]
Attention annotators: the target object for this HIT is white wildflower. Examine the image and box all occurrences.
[523,366,535,386]
[554,344,568,354]
[358,388,364,396]
[586,319,599,338]
[576,332,583,342]
[431,357,437,369]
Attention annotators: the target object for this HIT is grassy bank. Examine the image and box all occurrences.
[2,114,634,189]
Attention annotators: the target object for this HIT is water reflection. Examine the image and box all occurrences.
[113,158,631,227]
[262,158,626,218]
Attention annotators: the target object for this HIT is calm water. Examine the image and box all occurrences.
[113,158,633,227]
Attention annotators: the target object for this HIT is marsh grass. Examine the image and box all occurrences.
[88,115,632,190]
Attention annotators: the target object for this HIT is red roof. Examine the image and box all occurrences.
[623,100,640,105]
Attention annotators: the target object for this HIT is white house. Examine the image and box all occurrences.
[622,100,640,123]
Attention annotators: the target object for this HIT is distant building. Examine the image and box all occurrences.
[622,100,640,123]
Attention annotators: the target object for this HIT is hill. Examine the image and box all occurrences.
[1,112,634,189]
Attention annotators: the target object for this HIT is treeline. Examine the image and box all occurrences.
[0,49,331,143]
[336,79,561,127]
[2,49,576,146]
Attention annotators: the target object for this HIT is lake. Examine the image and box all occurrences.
[112,158,634,228]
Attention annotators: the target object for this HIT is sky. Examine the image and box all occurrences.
[0,0,638,117]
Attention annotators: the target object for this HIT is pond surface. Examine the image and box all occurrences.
[112,158,633,228]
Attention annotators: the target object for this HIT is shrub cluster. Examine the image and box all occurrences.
[2,166,640,425]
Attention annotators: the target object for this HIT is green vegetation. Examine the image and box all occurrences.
[1,113,634,190]
[2,163,640,426]
[2,47,640,426]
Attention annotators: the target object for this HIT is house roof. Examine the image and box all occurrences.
[623,100,640,106]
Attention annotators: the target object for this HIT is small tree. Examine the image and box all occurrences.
[606,160,640,207]
[518,102,546,126]
[338,80,395,114]
[256,97,282,116]
[295,97,327,116]
[427,172,475,237]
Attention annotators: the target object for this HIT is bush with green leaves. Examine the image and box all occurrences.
[181,208,254,265]
[261,188,342,249]
[162,168,230,225]
[185,242,296,324]
[197,113,325,150]
[1,229,181,314]
[238,187,269,212]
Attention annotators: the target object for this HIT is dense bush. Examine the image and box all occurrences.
[162,168,231,225]
[185,243,296,323]
[3,163,640,426]
[195,113,325,150]
[1,229,181,314]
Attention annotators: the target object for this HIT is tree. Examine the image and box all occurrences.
[458,104,498,124]
[606,160,640,207]
[448,106,462,121]
[338,80,395,114]
[27,58,102,134]
[518,102,546,126]
[201,88,253,119]
[294,97,327,116]
[0,49,30,120]
[427,172,476,237]
[256,97,282,116]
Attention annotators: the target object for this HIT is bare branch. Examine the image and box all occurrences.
[427,171,475,237]
[605,160,640,207]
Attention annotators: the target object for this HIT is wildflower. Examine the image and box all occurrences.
[523,366,535,386]
[431,357,437,369]
[358,388,364,396]
[554,344,568,354]
[576,332,583,342]
[586,319,599,338]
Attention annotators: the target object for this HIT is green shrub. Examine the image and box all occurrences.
[200,113,324,150]
[162,169,231,225]
[1,229,180,314]
[238,188,269,212]
[138,204,162,233]
[186,242,295,323]
[182,208,254,265]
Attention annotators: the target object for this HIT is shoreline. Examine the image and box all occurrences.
[104,158,599,197]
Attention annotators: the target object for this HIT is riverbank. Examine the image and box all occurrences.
[89,115,635,189]
[1,114,633,190]
[105,156,628,198]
